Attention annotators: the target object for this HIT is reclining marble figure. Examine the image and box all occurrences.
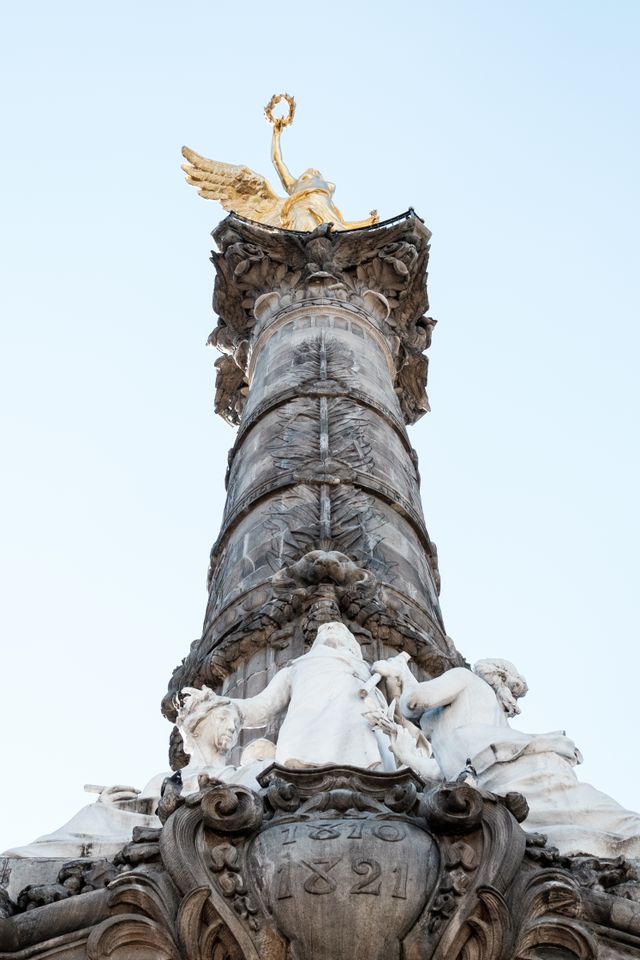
[1,782,159,865]
[3,692,274,872]
[372,654,640,858]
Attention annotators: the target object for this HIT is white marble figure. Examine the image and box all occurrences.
[223,621,395,770]
[3,696,275,869]
[373,655,640,859]
[175,687,243,792]
[172,686,276,793]
[366,700,441,781]
[2,783,160,862]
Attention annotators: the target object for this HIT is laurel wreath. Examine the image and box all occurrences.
[264,93,296,128]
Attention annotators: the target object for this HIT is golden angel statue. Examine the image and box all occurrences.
[181,94,379,232]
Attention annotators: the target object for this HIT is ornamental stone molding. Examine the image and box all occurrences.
[209,211,435,427]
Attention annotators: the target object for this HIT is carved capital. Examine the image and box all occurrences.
[210,211,434,425]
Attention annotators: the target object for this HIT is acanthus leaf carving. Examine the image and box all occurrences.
[450,886,511,960]
[87,912,183,960]
[210,213,434,426]
[510,869,597,960]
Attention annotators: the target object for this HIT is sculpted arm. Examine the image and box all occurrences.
[372,652,419,701]
[391,726,441,780]
[230,667,292,729]
[341,211,380,229]
[400,668,472,719]
[271,124,296,193]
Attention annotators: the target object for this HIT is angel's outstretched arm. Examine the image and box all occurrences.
[340,209,380,229]
[271,124,296,194]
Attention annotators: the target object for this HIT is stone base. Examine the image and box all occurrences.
[2,769,640,958]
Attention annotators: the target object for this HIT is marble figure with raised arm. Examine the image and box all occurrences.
[372,655,640,858]
[214,621,395,770]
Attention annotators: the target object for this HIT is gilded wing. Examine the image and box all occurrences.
[181,146,284,225]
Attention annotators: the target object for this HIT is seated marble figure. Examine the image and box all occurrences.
[371,655,640,859]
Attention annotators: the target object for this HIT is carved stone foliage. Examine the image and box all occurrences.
[206,482,390,613]
[162,549,459,722]
[209,212,434,425]
[86,871,247,960]
[265,397,375,480]
[82,767,603,960]
[509,870,596,960]
[266,399,321,474]
[291,334,360,393]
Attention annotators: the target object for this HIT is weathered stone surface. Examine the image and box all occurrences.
[163,213,464,736]
[209,212,435,427]
[2,767,631,960]
[2,767,640,957]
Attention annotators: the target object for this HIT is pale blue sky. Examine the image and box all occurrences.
[1,1,639,852]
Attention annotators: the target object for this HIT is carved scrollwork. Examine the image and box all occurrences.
[87,912,183,960]
[259,765,427,825]
[428,858,598,960]
[264,777,301,814]
[201,784,263,835]
[87,878,247,960]
[428,840,481,937]
[71,766,611,960]
[209,842,261,932]
[455,886,511,960]
[421,783,484,834]
[87,871,182,960]
[384,780,419,814]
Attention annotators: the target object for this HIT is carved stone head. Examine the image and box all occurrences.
[473,658,528,717]
[313,620,363,660]
[240,737,276,766]
[176,686,242,761]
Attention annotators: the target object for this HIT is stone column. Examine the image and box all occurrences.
[163,211,464,755]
